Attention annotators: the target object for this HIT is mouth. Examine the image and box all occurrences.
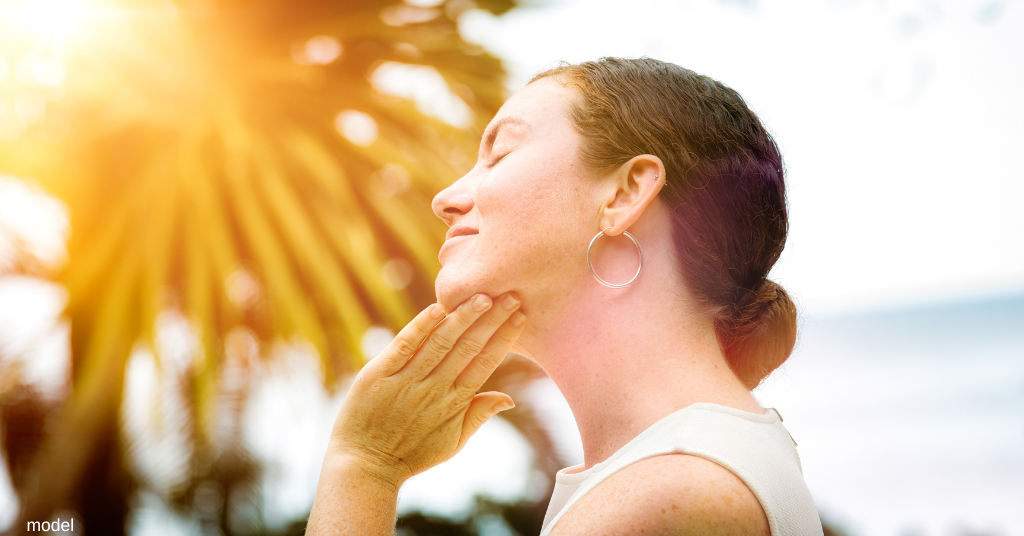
[439,226,477,261]
[445,226,478,241]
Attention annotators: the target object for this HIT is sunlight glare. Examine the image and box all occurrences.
[335,110,378,146]
[13,92,46,126]
[31,58,66,87]
[291,35,342,66]
[8,0,92,41]
[370,61,473,128]
[381,258,413,290]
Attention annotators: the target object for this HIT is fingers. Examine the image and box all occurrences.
[403,294,494,378]
[370,303,446,377]
[456,391,514,454]
[429,292,521,383]
[454,309,526,392]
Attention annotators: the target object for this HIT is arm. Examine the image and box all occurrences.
[306,292,526,536]
[548,454,770,536]
[306,454,404,535]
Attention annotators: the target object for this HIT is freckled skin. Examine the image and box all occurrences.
[432,79,594,338]
[432,80,771,536]
[309,76,773,536]
[552,455,770,536]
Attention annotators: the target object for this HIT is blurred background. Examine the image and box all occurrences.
[0,0,1021,535]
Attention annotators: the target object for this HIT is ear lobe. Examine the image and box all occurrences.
[598,154,665,235]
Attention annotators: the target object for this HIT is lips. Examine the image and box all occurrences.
[439,225,477,261]
[445,225,478,241]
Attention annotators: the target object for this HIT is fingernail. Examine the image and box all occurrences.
[473,294,491,311]
[430,304,444,318]
[502,293,520,310]
[510,311,526,327]
[494,401,515,413]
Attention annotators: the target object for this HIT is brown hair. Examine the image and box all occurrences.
[532,57,797,389]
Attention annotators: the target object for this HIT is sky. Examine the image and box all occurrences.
[452,0,1024,314]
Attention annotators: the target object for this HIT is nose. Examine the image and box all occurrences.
[431,173,475,227]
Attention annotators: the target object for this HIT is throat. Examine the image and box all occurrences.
[536,302,760,469]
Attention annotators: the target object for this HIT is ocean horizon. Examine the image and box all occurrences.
[754,290,1024,536]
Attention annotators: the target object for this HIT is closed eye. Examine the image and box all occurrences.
[487,152,510,168]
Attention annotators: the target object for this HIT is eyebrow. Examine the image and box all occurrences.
[480,116,531,156]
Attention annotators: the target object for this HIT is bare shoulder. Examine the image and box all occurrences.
[548,454,770,536]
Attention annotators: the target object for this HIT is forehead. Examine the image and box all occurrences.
[487,77,576,136]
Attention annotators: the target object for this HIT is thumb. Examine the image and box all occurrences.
[458,391,515,453]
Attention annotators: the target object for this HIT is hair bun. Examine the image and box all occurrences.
[716,279,797,389]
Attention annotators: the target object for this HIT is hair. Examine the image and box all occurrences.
[531,57,797,389]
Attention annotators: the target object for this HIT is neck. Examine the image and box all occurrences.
[517,233,762,469]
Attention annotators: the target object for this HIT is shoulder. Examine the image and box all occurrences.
[548,454,770,536]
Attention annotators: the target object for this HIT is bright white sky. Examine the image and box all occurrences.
[458,0,1024,314]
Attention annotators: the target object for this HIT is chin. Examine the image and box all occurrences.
[434,261,488,313]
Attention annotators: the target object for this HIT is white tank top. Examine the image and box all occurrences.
[539,403,823,536]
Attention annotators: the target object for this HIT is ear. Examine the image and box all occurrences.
[597,155,665,235]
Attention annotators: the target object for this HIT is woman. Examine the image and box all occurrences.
[307,57,822,535]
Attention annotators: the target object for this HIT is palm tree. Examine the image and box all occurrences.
[0,175,70,533]
[0,0,566,533]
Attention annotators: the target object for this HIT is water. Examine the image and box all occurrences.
[755,292,1024,536]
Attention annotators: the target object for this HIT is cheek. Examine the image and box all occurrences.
[477,164,555,250]
[434,142,590,308]
[476,155,588,271]
[480,150,581,226]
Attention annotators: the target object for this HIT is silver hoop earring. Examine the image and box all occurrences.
[587,227,643,288]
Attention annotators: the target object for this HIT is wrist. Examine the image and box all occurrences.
[322,448,409,493]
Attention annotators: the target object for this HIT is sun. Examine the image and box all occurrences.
[3,0,93,43]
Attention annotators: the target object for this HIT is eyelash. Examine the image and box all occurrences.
[487,152,509,167]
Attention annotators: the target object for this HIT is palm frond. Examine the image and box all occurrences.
[0,0,570,527]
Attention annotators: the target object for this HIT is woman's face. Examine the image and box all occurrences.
[431,77,596,315]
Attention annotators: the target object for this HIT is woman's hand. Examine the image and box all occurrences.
[326,292,526,489]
